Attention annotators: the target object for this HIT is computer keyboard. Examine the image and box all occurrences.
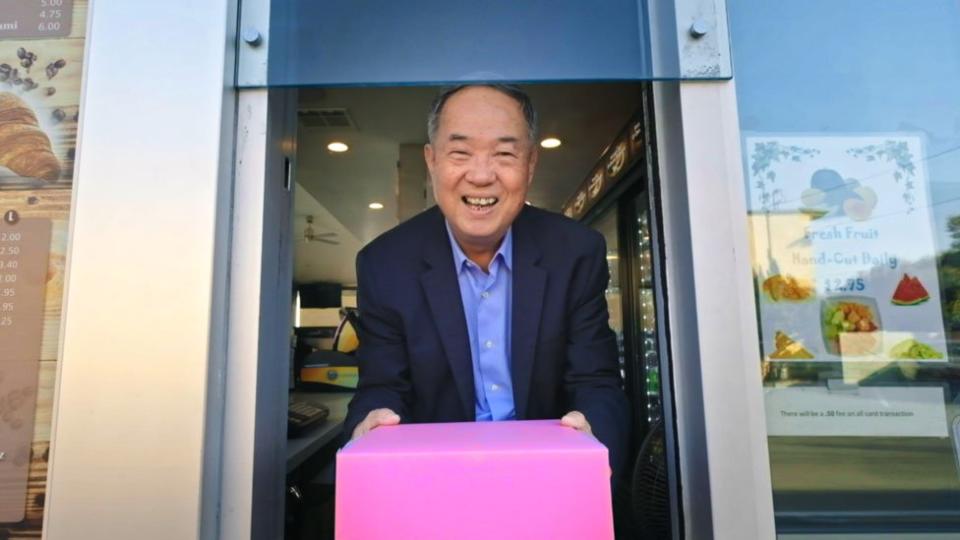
[288,399,330,438]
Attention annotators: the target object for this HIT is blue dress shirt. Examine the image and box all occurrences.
[445,223,516,421]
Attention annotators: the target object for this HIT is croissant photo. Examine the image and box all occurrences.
[0,92,61,182]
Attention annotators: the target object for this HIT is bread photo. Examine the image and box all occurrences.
[0,92,61,181]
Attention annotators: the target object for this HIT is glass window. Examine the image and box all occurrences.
[635,200,661,425]
[591,207,624,374]
[731,0,960,534]
[245,0,728,87]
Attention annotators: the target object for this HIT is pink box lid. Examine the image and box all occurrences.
[340,419,607,455]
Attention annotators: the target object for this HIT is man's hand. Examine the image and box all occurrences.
[351,408,401,441]
[560,410,593,436]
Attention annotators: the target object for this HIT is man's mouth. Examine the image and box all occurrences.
[462,196,499,211]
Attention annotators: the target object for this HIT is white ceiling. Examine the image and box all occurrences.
[294,82,643,286]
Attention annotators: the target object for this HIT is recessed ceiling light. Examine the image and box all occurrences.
[540,137,562,149]
[368,202,384,210]
[327,141,349,153]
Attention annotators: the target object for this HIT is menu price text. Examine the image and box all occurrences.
[0,0,74,39]
[0,214,51,363]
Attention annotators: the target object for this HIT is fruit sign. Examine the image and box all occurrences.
[745,134,947,362]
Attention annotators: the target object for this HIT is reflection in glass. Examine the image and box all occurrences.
[732,0,960,533]
[637,207,662,424]
[592,208,624,376]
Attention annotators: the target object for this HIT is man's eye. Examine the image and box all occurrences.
[450,151,469,158]
[496,152,516,158]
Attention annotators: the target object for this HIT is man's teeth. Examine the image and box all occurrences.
[464,196,498,207]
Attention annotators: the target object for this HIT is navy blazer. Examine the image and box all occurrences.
[344,205,630,478]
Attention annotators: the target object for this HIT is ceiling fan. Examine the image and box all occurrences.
[303,215,340,245]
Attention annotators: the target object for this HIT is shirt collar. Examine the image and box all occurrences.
[445,221,513,273]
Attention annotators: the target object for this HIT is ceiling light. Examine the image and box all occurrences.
[327,141,349,153]
[540,137,562,149]
[368,202,384,210]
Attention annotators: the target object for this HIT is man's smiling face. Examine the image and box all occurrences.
[425,86,537,257]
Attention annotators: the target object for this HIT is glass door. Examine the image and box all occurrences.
[592,207,625,378]
[632,193,663,432]
[590,184,677,539]
[622,189,675,539]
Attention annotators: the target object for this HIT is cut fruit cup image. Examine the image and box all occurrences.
[821,296,882,356]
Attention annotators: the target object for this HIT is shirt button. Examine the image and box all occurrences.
[491,384,500,391]
[484,340,494,349]
[481,291,490,299]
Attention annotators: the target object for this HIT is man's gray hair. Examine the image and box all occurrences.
[426,84,538,144]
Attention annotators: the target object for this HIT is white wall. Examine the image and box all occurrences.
[44,1,238,538]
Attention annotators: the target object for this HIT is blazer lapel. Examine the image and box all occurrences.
[420,210,476,420]
[510,209,546,419]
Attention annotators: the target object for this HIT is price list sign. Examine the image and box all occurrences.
[0,0,73,39]
[0,210,50,522]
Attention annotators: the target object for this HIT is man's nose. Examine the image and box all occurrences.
[465,156,495,185]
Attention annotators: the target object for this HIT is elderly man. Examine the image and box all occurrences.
[343,84,630,479]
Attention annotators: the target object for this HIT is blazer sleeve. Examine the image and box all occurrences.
[564,233,631,479]
[342,249,412,442]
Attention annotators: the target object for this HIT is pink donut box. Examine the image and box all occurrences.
[335,419,613,540]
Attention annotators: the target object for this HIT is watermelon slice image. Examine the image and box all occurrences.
[891,274,930,306]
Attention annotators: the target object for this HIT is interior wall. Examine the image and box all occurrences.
[398,143,429,222]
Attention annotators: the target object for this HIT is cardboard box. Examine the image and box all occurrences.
[336,419,613,540]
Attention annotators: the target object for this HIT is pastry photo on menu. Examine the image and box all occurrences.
[0,91,60,182]
[769,330,814,359]
[761,273,814,302]
[0,42,81,188]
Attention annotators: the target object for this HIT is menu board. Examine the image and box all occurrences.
[746,135,947,363]
[0,216,51,360]
[0,0,85,532]
[0,1,75,39]
[0,215,49,522]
